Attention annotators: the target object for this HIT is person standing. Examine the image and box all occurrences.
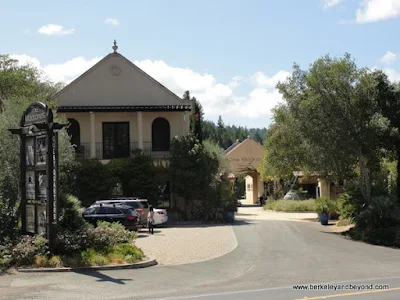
[147,205,154,234]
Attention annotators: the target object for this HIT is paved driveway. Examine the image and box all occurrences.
[135,224,238,265]
[1,206,400,300]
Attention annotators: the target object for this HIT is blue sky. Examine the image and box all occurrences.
[1,0,400,128]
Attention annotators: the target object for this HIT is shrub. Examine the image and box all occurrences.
[337,182,367,220]
[345,196,400,247]
[81,248,109,266]
[58,193,86,232]
[87,221,137,250]
[0,243,13,270]
[12,235,49,266]
[314,197,339,217]
[54,225,92,256]
[336,218,354,226]
[107,243,144,264]
[264,199,316,212]
[0,198,18,244]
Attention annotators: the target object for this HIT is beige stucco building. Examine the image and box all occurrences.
[225,137,265,204]
[54,41,191,161]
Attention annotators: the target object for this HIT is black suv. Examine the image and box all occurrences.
[82,203,140,230]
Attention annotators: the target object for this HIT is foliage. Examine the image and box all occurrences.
[64,243,143,267]
[0,198,18,245]
[264,199,316,212]
[336,218,354,227]
[0,55,63,112]
[184,91,204,143]
[55,194,93,256]
[262,54,386,204]
[73,159,115,206]
[170,135,219,212]
[0,243,13,270]
[346,196,400,247]
[87,221,137,251]
[12,235,49,266]
[58,193,86,231]
[202,118,267,148]
[0,55,75,242]
[107,154,159,205]
[189,180,236,223]
[315,197,338,215]
[203,139,232,174]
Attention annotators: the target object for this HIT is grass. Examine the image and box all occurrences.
[336,218,354,227]
[264,199,316,212]
[31,243,144,268]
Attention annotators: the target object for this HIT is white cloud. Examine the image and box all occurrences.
[356,0,400,23]
[382,68,400,82]
[10,54,102,83]
[9,53,287,126]
[322,0,341,9]
[380,51,397,65]
[251,70,291,89]
[38,24,75,36]
[105,18,119,26]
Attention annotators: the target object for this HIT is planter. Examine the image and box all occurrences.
[226,211,235,223]
[319,212,329,225]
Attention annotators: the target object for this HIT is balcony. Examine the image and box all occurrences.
[77,142,170,160]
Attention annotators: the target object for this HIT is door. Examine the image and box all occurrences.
[103,122,130,159]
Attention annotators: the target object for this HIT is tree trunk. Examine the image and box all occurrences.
[358,155,372,204]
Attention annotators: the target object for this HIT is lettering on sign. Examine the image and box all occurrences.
[24,106,47,126]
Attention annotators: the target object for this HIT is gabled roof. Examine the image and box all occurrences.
[52,50,192,110]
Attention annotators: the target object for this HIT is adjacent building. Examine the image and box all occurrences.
[53,41,192,161]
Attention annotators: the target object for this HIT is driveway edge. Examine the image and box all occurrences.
[16,257,157,273]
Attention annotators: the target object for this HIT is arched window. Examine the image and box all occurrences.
[67,118,81,149]
[152,118,170,151]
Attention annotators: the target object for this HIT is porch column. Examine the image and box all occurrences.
[89,111,96,158]
[137,111,143,149]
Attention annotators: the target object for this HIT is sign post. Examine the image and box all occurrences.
[9,102,65,251]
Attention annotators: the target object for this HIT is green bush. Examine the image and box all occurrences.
[0,198,18,245]
[264,199,316,212]
[12,235,49,266]
[81,248,109,266]
[336,218,354,226]
[345,196,400,247]
[314,197,339,217]
[58,193,86,231]
[0,243,13,270]
[87,221,137,250]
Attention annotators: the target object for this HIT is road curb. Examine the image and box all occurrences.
[16,257,157,273]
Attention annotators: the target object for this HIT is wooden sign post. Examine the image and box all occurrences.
[9,102,65,250]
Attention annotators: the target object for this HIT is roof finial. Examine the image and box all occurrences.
[112,39,118,53]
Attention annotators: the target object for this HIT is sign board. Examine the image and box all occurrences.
[26,204,35,234]
[22,102,49,126]
[9,101,63,248]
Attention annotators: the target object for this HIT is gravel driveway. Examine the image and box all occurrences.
[135,224,238,265]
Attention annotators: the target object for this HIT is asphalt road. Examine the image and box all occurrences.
[1,207,400,300]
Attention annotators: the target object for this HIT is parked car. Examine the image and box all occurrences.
[94,198,168,226]
[82,203,140,230]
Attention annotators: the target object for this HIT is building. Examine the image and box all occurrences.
[224,138,339,203]
[53,41,192,161]
[225,137,265,204]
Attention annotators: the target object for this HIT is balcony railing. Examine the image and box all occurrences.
[77,142,170,160]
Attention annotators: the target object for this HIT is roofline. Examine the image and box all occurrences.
[51,52,192,107]
[57,105,192,113]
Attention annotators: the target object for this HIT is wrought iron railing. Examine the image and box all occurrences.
[77,142,170,159]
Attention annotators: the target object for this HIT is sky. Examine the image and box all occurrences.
[1,0,400,128]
